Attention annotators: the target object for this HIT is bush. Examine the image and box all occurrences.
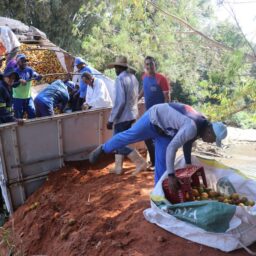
[228,111,256,129]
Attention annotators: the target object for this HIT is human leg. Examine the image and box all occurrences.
[89,112,158,166]
[113,121,134,155]
[103,112,157,154]
[109,154,124,175]
[109,121,133,174]
[13,98,24,118]
[154,135,172,185]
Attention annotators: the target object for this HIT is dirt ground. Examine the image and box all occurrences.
[0,156,255,256]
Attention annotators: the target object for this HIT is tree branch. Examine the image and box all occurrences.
[227,4,256,58]
[145,0,256,62]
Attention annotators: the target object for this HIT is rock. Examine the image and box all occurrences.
[157,236,166,242]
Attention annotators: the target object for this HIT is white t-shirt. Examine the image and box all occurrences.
[86,78,113,109]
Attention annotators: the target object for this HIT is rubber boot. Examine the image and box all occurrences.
[110,154,124,175]
[89,145,104,164]
[127,149,147,175]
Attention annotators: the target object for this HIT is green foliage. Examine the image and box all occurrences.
[211,22,249,49]
[0,0,95,53]
[229,111,256,129]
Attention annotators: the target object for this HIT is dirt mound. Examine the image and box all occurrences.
[0,159,255,256]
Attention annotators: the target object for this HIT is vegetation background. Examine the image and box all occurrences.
[1,0,255,128]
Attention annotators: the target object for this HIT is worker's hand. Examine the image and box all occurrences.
[168,174,180,193]
[107,122,113,130]
[82,103,90,111]
[19,79,27,85]
[36,75,43,81]
[16,119,25,125]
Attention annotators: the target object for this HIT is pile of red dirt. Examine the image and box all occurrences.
[0,158,255,256]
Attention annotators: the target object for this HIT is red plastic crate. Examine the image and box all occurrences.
[162,165,207,204]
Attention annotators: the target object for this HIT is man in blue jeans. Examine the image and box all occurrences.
[139,56,170,170]
[105,56,147,175]
[89,103,227,192]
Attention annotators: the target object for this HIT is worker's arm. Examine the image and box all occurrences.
[58,89,70,113]
[166,121,197,175]
[138,88,144,101]
[166,123,196,193]
[87,81,111,108]
[32,71,42,81]
[85,86,93,105]
[182,139,196,164]
[158,74,170,103]
[163,91,170,103]
[59,95,69,113]
[108,78,126,123]
[29,68,42,81]
[12,81,20,88]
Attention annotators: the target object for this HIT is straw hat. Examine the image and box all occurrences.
[107,56,130,69]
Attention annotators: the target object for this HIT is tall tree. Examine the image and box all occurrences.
[0,0,96,53]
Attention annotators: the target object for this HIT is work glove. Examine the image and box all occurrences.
[168,173,181,193]
[107,121,113,130]
[16,119,25,125]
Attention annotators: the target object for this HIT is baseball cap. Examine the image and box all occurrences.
[16,54,28,62]
[212,122,228,147]
[74,57,86,66]
[3,67,19,81]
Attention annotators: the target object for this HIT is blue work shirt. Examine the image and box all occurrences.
[149,103,209,173]
[79,66,92,98]
[142,73,169,110]
[36,80,69,111]
[14,66,40,99]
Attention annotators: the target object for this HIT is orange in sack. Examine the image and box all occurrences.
[162,166,207,204]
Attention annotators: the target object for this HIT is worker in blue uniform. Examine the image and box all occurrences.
[89,103,227,192]
[34,80,74,117]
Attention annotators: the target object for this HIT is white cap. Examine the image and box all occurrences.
[212,122,228,147]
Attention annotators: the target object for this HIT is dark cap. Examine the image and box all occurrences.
[3,67,20,82]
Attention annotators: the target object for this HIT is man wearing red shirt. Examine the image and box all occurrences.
[139,56,170,169]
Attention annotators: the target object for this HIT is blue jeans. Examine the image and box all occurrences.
[103,112,173,184]
[113,120,134,155]
[13,98,36,119]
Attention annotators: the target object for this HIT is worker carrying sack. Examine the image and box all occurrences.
[144,155,256,253]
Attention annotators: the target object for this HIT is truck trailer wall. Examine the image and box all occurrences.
[0,105,145,213]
